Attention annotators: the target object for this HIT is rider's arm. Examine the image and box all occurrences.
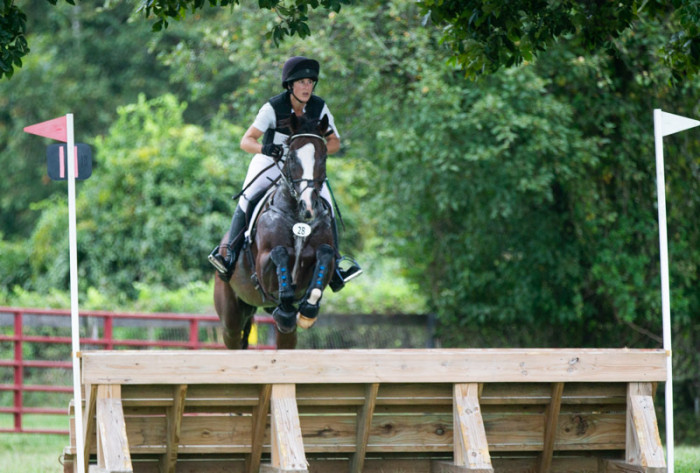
[240,125,265,154]
[326,133,340,155]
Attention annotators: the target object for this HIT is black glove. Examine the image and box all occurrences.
[262,143,283,160]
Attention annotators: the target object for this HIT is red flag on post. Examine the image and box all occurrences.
[24,115,68,142]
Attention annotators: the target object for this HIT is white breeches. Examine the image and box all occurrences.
[239,153,333,215]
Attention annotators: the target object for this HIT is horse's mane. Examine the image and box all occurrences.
[281,114,328,139]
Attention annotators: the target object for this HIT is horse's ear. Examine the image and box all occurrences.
[289,113,300,134]
[318,114,329,135]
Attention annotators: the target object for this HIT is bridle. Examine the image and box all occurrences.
[279,132,327,201]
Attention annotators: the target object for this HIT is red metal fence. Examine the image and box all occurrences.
[0,306,275,434]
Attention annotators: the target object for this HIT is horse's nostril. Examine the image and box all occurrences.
[304,210,313,220]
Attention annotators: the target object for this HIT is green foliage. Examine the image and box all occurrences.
[0,1,174,237]
[28,94,242,296]
[0,0,28,79]
[1,0,351,79]
[0,233,31,288]
[418,0,700,81]
[374,62,599,341]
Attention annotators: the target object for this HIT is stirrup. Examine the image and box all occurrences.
[208,245,232,278]
[337,256,362,282]
[329,256,362,292]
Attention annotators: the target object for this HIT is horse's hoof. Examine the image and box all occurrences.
[297,313,317,329]
[273,307,297,334]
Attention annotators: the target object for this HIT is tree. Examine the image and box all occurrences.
[28,94,243,296]
[418,0,700,81]
[1,0,349,80]
[5,1,700,82]
[0,0,175,237]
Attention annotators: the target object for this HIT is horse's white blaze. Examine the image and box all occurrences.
[296,143,316,216]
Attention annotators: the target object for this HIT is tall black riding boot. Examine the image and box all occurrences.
[208,206,247,281]
[328,217,363,292]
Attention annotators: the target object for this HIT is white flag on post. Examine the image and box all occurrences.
[653,109,700,473]
[658,111,700,136]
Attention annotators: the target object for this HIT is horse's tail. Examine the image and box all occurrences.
[241,316,253,349]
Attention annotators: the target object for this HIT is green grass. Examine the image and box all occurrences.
[677,445,700,473]
[0,433,68,473]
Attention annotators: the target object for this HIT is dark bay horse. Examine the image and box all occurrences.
[214,114,336,349]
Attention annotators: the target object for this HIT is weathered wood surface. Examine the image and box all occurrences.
[81,349,667,385]
[64,349,668,473]
[453,383,493,472]
[95,385,132,473]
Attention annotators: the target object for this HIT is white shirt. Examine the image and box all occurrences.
[251,101,340,146]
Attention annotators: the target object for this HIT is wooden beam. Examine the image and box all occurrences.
[247,384,272,473]
[269,384,308,472]
[350,383,379,473]
[95,385,132,473]
[539,382,564,473]
[624,382,666,472]
[452,383,493,473]
[160,384,187,473]
[81,349,668,385]
[83,383,97,473]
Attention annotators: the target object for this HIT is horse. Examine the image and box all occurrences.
[213,114,336,349]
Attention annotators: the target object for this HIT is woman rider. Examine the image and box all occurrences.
[208,56,361,291]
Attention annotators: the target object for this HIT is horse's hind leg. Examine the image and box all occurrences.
[297,244,334,329]
[214,276,256,349]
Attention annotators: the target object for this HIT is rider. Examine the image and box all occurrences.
[208,56,361,291]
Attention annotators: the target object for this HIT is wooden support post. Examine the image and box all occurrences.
[539,382,564,473]
[606,382,667,473]
[247,384,272,473]
[160,384,187,473]
[440,383,493,473]
[625,383,667,472]
[267,384,308,473]
[94,385,132,473]
[83,383,97,473]
[350,383,379,473]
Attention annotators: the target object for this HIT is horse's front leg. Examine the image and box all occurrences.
[269,246,297,334]
[297,244,334,329]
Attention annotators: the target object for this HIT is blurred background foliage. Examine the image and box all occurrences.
[1,0,699,440]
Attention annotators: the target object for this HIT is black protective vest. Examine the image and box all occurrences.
[262,92,329,145]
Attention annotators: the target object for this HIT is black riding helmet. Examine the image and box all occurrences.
[281,56,320,89]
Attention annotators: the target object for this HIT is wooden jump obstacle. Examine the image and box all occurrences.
[62,348,668,473]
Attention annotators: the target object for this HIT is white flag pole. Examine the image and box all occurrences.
[653,108,675,473]
[66,113,85,473]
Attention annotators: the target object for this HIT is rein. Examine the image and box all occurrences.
[231,133,325,201]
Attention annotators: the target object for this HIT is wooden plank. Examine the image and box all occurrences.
[538,382,563,473]
[453,383,493,472]
[270,384,308,472]
[247,384,272,473]
[95,385,133,473]
[350,383,379,473]
[81,349,667,385]
[625,383,666,472]
[160,384,187,473]
[83,383,97,473]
